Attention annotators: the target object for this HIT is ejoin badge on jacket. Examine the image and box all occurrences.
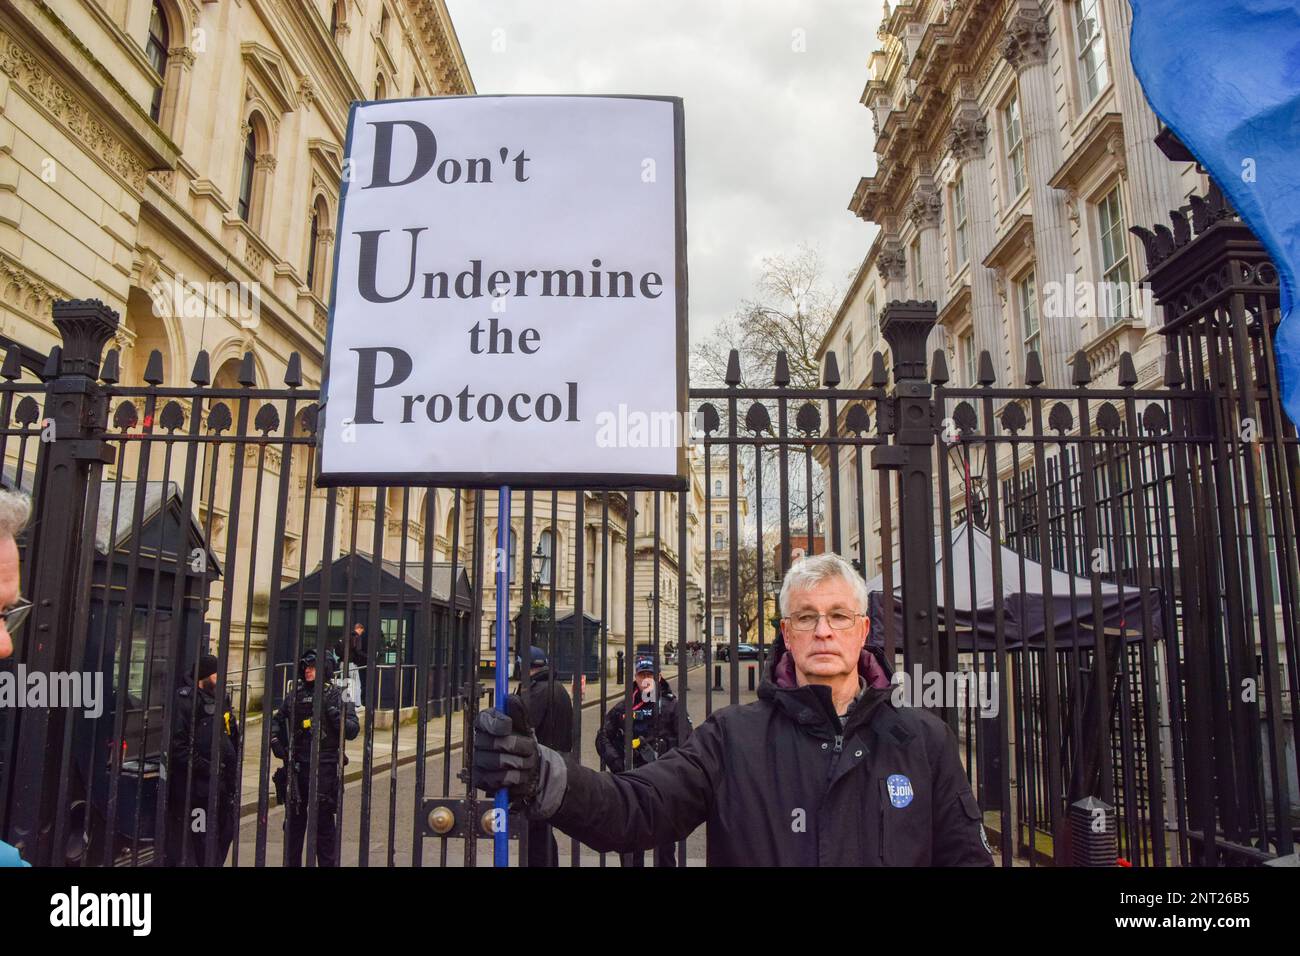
[886,774,914,809]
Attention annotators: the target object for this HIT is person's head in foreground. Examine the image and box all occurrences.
[0,489,31,661]
[777,552,871,707]
[633,657,656,698]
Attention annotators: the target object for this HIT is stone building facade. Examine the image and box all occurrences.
[821,0,1207,576]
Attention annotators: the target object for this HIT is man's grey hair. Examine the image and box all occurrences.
[778,551,870,617]
[0,489,31,541]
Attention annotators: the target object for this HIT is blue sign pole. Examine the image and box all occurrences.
[493,484,511,866]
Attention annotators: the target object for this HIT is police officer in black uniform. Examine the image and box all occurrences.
[595,656,691,867]
[166,653,241,867]
[271,648,359,867]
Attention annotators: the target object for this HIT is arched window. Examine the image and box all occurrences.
[146,2,170,122]
[306,209,320,292]
[713,479,722,496]
[506,526,517,584]
[714,531,723,550]
[237,128,256,222]
[538,529,554,585]
[330,0,343,38]
[374,73,386,100]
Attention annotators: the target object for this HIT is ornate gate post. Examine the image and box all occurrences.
[876,301,940,679]
[5,299,117,865]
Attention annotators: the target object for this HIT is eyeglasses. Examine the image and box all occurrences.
[784,610,864,632]
[1,599,32,633]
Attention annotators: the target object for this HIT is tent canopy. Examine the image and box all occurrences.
[864,524,1164,651]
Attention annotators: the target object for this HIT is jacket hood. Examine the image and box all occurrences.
[765,635,893,690]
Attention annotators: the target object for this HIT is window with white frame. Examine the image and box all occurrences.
[1074,0,1109,105]
[866,297,878,345]
[911,238,924,299]
[538,528,554,584]
[1096,185,1132,328]
[961,330,976,386]
[1003,93,1026,199]
[713,615,724,637]
[1018,270,1040,358]
[951,173,968,268]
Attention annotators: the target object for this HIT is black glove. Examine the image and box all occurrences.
[270,737,287,761]
[326,704,342,727]
[471,694,539,806]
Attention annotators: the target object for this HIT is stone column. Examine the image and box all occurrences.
[1002,1,1076,387]
[949,105,1005,383]
[907,183,948,358]
[878,241,908,304]
[1099,0,1180,239]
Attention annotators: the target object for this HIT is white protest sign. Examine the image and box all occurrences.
[318,95,687,489]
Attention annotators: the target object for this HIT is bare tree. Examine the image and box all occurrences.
[692,243,838,389]
[692,244,838,550]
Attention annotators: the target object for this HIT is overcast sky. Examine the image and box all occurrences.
[444,0,882,346]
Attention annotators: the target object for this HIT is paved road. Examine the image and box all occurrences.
[233,661,762,867]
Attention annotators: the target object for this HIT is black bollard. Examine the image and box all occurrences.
[616,650,624,685]
[748,665,756,691]
[713,664,723,691]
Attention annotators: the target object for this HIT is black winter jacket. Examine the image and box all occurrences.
[516,667,574,754]
[270,677,360,768]
[594,676,691,773]
[169,681,241,800]
[545,639,993,867]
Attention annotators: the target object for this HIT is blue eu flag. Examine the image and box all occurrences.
[1129,0,1300,425]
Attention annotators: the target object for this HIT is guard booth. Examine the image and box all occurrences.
[511,608,601,683]
[0,477,223,863]
[275,552,473,715]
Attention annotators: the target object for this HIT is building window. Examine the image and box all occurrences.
[866,297,878,345]
[910,238,924,299]
[713,479,721,496]
[843,332,853,381]
[1074,0,1109,106]
[713,576,725,597]
[714,514,722,525]
[146,2,169,123]
[374,73,387,100]
[1003,93,1025,199]
[237,129,256,223]
[1018,270,1040,358]
[714,531,723,550]
[380,6,391,44]
[1096,185,1132,327]
[538,529,554,584]
[951,173,968,268]
[306,209,320,292]
[713,615,724,637]
[961,330,976,386]
[330,1,341,37]
[506,526,517,584]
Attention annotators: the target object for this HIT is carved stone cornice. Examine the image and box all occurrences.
[878,247,908,281]
[255,154,277,173]
[906,187,942,229]
[0,26,148,193]
[948,109,988,162]
[1001,7,1050,71]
